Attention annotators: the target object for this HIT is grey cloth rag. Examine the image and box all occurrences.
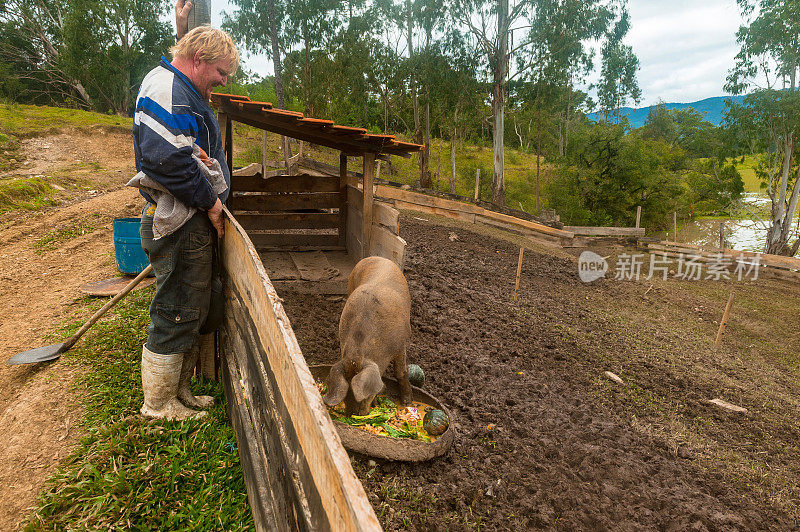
[127,145,228,240]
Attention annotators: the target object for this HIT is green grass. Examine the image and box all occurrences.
[0,176,56,213]
[0,103,131,138]
[24,288,253,531]
[32,214,105,253]
[734,155,763,193]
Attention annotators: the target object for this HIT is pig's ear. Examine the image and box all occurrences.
[351,361,383,403]
[323,362,348,406]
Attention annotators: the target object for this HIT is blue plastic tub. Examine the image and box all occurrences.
[113,218,150,275]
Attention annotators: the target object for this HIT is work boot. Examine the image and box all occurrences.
[141,345,206,420]
[177,342,215,409]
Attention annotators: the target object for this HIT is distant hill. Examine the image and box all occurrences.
[587,95,747,128]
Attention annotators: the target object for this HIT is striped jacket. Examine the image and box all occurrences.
[133,57,231,209]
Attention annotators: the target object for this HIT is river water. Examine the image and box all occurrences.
[674,193,799,253]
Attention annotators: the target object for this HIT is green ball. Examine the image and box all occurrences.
[407,364,425,388]
[423,408,449,436]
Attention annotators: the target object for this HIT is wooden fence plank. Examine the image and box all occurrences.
[228,192,340,211]
[248,233,341,249]
[232,174,340,193]
[233,213,339,231]
[564,226,645,237]
[219,207,382,531]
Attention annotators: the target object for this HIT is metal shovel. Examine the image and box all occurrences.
[7,264,154,365]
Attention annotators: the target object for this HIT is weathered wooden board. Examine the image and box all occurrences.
[375,185,484,215]
[369,224,407,269]
[219,206,381,531]
[564,226,645,237]
[232,174,340,193]
[228,192,340,212]
[475,214,565,247]
[233,213,339,231]
[248,233,341,249]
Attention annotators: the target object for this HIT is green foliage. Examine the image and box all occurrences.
[24,288,253,531]
[548,121,683,227]
[1,0,172,113]
[640,103,723,159]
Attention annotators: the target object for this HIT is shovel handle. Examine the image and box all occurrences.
[62,264,154,352]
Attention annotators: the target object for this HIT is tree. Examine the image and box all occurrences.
[223,0,287,108]
[597,9,641,122]
[548,121,684,227]
[0,0,171,113]
[725,0,800,255]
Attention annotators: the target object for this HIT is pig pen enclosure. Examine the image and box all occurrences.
[207,94,799,530]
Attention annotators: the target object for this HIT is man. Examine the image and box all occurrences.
[132,19,239,420]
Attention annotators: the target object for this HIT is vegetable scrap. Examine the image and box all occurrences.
[315,380,446,442]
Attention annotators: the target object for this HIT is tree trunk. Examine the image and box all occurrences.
[490,0,508,206]
[450,110,457,194]
[536,108,541,212]
[766,136,794,254]
[266,0,291,161]
[303,20,312,116]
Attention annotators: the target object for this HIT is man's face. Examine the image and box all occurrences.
[193,57,233,99]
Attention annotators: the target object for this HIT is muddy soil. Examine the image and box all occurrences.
[0,130,141,530]
[282,216,800,530]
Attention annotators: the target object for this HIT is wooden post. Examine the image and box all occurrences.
[261,131,268,177]
[338,153,348,247]
[673,211,678,242]
[218,112,233,177]
[513,247,524,302]
[197,332,217,380]
[635,205,642,229]
[715,292,735,348]
[363,152,376,258]
[719,222,725,250]
[474,168,480,201]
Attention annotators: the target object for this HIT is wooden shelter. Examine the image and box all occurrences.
[207,93,421,531]
[212,93,421,282]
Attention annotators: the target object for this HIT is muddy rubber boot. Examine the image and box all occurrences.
[177,343,215,409]
[141,345,207,421]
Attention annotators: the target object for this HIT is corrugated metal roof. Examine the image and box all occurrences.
[210,93,423,156]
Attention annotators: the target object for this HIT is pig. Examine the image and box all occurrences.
[323,256,413,416]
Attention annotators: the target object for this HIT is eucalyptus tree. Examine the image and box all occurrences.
[0,0,170,112]
[452,0,621,206]
[725,0,800,255]
[282,0,342,116]
[597,9,640,122]
[222,0,287,108]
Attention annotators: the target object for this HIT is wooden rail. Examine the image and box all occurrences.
[219,206,381,531]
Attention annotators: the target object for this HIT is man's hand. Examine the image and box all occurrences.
[176,0,192,41]
[208,197,224,239]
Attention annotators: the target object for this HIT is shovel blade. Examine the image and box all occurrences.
[7,343,66,365]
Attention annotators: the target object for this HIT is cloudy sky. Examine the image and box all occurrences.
[622,0,743,107]
[209,0,746,108]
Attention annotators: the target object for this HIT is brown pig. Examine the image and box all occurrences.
[323,256,413,416]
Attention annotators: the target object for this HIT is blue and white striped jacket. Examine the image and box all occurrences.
[133,57,231,209]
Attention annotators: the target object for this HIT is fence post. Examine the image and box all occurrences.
[474,168,480,201]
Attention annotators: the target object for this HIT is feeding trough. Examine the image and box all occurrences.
[310,365,455,462]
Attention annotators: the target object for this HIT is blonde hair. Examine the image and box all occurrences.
[171,26,239,73]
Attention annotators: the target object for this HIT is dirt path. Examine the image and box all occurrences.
[0,130,141,530]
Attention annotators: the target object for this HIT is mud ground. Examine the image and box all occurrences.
[282,216,800,530]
